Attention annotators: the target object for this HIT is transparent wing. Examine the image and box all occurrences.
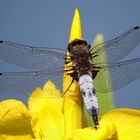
[94,57,140,93]
[0,40,66,69]
[90,26,140,63]
[1,58,140,95]
[0,68,65,95]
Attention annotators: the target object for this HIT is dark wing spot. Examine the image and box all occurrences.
[0,40,3,43]
[134,26,139,30]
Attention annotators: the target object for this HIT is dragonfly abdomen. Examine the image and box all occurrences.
[78,74,99,126]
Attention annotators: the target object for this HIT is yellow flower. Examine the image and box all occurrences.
[1,81,140,140]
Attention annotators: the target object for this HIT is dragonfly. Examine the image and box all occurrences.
[0,26,140,128]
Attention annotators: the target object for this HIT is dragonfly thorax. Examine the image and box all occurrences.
[68,39,92,76]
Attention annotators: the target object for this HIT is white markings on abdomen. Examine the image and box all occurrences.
[79,74,99,116]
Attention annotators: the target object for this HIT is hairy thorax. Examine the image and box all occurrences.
[70,44,92,76]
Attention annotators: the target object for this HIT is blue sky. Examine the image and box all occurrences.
[0,0,140,109]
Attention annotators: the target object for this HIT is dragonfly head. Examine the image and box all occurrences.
[68,39,90,54]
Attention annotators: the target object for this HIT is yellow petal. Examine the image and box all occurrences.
[69,8,82,41]
[28,80,62,113]
[102,108,140,140]
[63,9,84,138]
[0,99,34,139]
[66,120,117,140]
[63,79,83,138]
[28,81,64,140]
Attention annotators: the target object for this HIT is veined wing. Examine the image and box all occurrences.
[93,57,140,93]
[0,40,66,70]
[90,26,140,63]
[0,68,65,95]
